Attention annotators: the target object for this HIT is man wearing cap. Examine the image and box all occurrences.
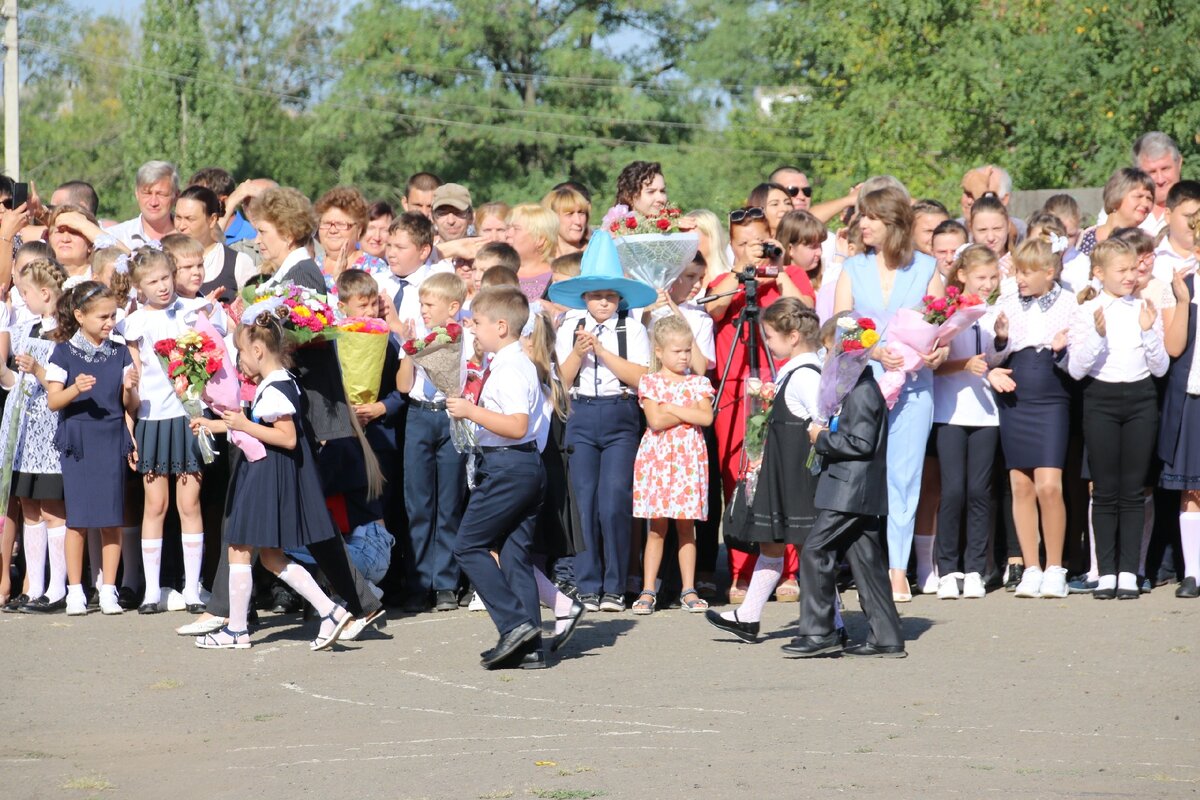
[431,183,474,243]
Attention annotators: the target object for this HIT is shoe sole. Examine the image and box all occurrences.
[311,612,355,651]
[195,640,251,650]
[846,650,907,658]
[599,605,623,613]
[704,616,758,644]
[782,643,843,658]
[481,626,542,668]
[177,622,225,636]
[550,607,585,654]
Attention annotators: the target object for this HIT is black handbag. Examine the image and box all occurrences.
[722,477,759,555]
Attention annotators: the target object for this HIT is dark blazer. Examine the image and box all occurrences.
[813,369,888,516]
[283,257,328,294]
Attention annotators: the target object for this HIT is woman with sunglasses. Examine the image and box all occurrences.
[707,206,815,603]
[833,186,948,602]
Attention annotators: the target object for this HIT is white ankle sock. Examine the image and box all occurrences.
[228,564,253,632]
[723,555,783,624]
[1118,571,1138,592]
[181,533,204,604]
[86,528,103,589]
[141,539,163,606]
[22,520,47,599]
[1097,574,1116,591]
[1180,512,1200,580]
[120,527,142,591]
[1139,495,1154,576]
[66,583,86,606]
[46,526,67,602]
[1087,499,1099,581]
[278,563,334,619]
[534,569,576,636]
[914,534,937,585]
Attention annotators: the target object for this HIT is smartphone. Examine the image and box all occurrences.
[4,182,28,210]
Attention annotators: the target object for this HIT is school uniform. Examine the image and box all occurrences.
[201,244,253,303]
[1069,292,1168,579]
[554,310,651,599]
[1152,239,1196,284]
[378,261,455,323]
[452,341,551,637]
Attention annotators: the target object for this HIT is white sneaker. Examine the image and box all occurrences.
[467,592,486,612]
[65,595,88,616]
[162,588,187,612]
[937,573,961,599]
[919,572,941,595]
[1040,566,1069,598]
[99,591,124,615]
[1013,566,1044,598]
[961,572,986,599]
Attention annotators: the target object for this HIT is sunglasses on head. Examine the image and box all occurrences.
[729,207,765,224]
[784,185,813,198]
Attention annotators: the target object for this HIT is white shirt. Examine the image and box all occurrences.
[1153,239,1196,284]
[105,215,166,249]
[775,352,821,420]
[203,244,255,289]
[933,309,1002,426]
[555,310,651,397]
[649,302,716,370]
[119,295,226,420]
[1068,293,1168,383]
[996,284,1076,355]
[403,325,475,403]
[253,369,298,423]
[475,341,550,450]
[1060,251,1092,295]
[378,260,455,324]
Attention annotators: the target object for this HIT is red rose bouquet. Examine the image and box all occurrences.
[153,330,223,463]
[403,323,475,452]
[877,291,988,409]
[600,205,699,290]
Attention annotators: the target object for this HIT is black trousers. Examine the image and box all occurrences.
[798,510,903,648]
[1083,378,1158,576]
[936,424,998,575]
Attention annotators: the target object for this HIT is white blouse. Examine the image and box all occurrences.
[1068,293,1168,383]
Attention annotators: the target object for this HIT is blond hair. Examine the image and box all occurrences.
[947,244,999,292]
[524,309,568,420]
[649,313,694,372]
[508,203,560,262]
[682,209,731,282]
[418,271,467,305]
[1078,238,1137,303]
[19,257,68,294]
[1012,237,1060,279]
[161,233,205,264]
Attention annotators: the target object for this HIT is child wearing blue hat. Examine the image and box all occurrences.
[550,232,658,612]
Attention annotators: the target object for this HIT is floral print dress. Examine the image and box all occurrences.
[632,372,713,521]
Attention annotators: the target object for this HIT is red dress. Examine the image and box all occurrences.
[709,266,815,586]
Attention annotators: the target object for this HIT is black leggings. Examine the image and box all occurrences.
[1083,378,1158,576]
[935,424,998,575]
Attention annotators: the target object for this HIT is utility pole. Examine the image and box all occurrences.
[2,0,17,180]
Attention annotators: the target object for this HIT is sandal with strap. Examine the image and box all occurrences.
[195,626,251,650]
[631,590,656,616]
[311,606,354,651]
[679,588,709,613]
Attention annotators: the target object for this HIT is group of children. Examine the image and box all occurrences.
[3,160,1200,670]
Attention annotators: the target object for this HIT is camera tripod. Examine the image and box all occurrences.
[696,265,779,410]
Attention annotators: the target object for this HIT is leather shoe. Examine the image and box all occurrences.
[781,634,843,658]
[481,622,541,668]
[3,593,29,612]
[704,609,759,643]
[485,638,548,670]
[21,595,67,613]
[401,594,429,614]
[435,590,458,612]
[138,602,162,615]
[550,601,585,653]
[117,586,140,610]
[843,642,907,658]
[1176,576,1199,598]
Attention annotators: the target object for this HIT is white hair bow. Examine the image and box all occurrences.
[953,243,970,261]
[62,275,90,291]
[521,300,543,338]
[1049,233,1068,254]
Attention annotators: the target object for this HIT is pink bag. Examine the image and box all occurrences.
[194,312,267,462]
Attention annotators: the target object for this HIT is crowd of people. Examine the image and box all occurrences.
[0,127,1197,666]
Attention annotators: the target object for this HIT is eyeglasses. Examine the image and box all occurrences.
[319,220,357,233]
[784,185,813,198]
[729,207,765,224]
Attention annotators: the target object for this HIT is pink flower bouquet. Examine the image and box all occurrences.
[877,288,987,408]
[194,312,266,462]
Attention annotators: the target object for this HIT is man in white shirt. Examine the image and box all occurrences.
[105,161,179,247]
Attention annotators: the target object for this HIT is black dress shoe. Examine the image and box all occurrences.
[435,590,458,612]
[704,609,759,643]
[1116,587,1139,600]
[836,627,849,647]
[550,601,585,653]
[1093,586,1117,600]
[117,587,140,610]
[87,588,99,609]
[186,603,206,614]
[781,634,843,658]
[138,602,162,614]
[401,594,429,614]
[3,593,29,613]
[1004,564,1024,592]
[1176,577,1199,598]
[486,637,548,670]
[270,585,302,614]
[481,621,541,668]
[844,642,907,658]
[21,595,67,613]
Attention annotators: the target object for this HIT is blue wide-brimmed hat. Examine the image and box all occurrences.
[547,230,658,311]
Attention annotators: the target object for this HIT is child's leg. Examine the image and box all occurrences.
[260,548,345,638]
[1180,491,1200,581]
[64,527,87,612]
[1009,470,1042,566]
[914,453,941,590]
[1139,491,1154,578]
[935,426,968,577]
[723,542,785,624]
[963,427,998,577]
[1033,468,1066,567]
[86,528,103,589]
[175,473,205,604]
[141,474,171,606]
[432,437,467,596]
[1115,393,1157,584]
[200,545,253,646]
[41,503,68,603]
[566,435,604,597]
[596,413,640,598]
[0,507,15,601]
[97,527,123,612]
[19,499,47,600]
[676,520,697,593]
[120,527,142,593]
[640,519,667,593]
[533,567,577,636]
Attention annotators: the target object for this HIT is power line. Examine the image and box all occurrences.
[23,38,825,160]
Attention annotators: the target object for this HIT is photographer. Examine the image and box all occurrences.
[704,206,815,603]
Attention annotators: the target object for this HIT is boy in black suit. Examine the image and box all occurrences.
[783,362,906,658]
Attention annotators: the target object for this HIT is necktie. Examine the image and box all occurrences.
[393,279,410,312]
[973,322,982,355]
[593,323,605,396]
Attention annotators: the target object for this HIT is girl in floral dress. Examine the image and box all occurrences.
[631,315,714,614]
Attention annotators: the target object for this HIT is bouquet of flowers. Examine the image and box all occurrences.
[807,316,879,473]
[602,204,699,289]
[876,288,988,409]
[153,330,224,463]
[335,316,391,405]
[192,312,266,462]
[741,377,778,503]
[239,282,338,346]
[403,323,476,453]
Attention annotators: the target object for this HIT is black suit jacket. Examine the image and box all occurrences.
[813,369,888,516]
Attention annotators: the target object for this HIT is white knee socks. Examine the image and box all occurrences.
[1180,512,1200,580]
[22,520,47,599]
[723,555,783,624]
[141,539,163,606]
[181,533,204,604]
[46,526,67,603]
[278,563,334,619]
[534,568,576,636]
[228,563,253,632]
[914,534,937,588]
